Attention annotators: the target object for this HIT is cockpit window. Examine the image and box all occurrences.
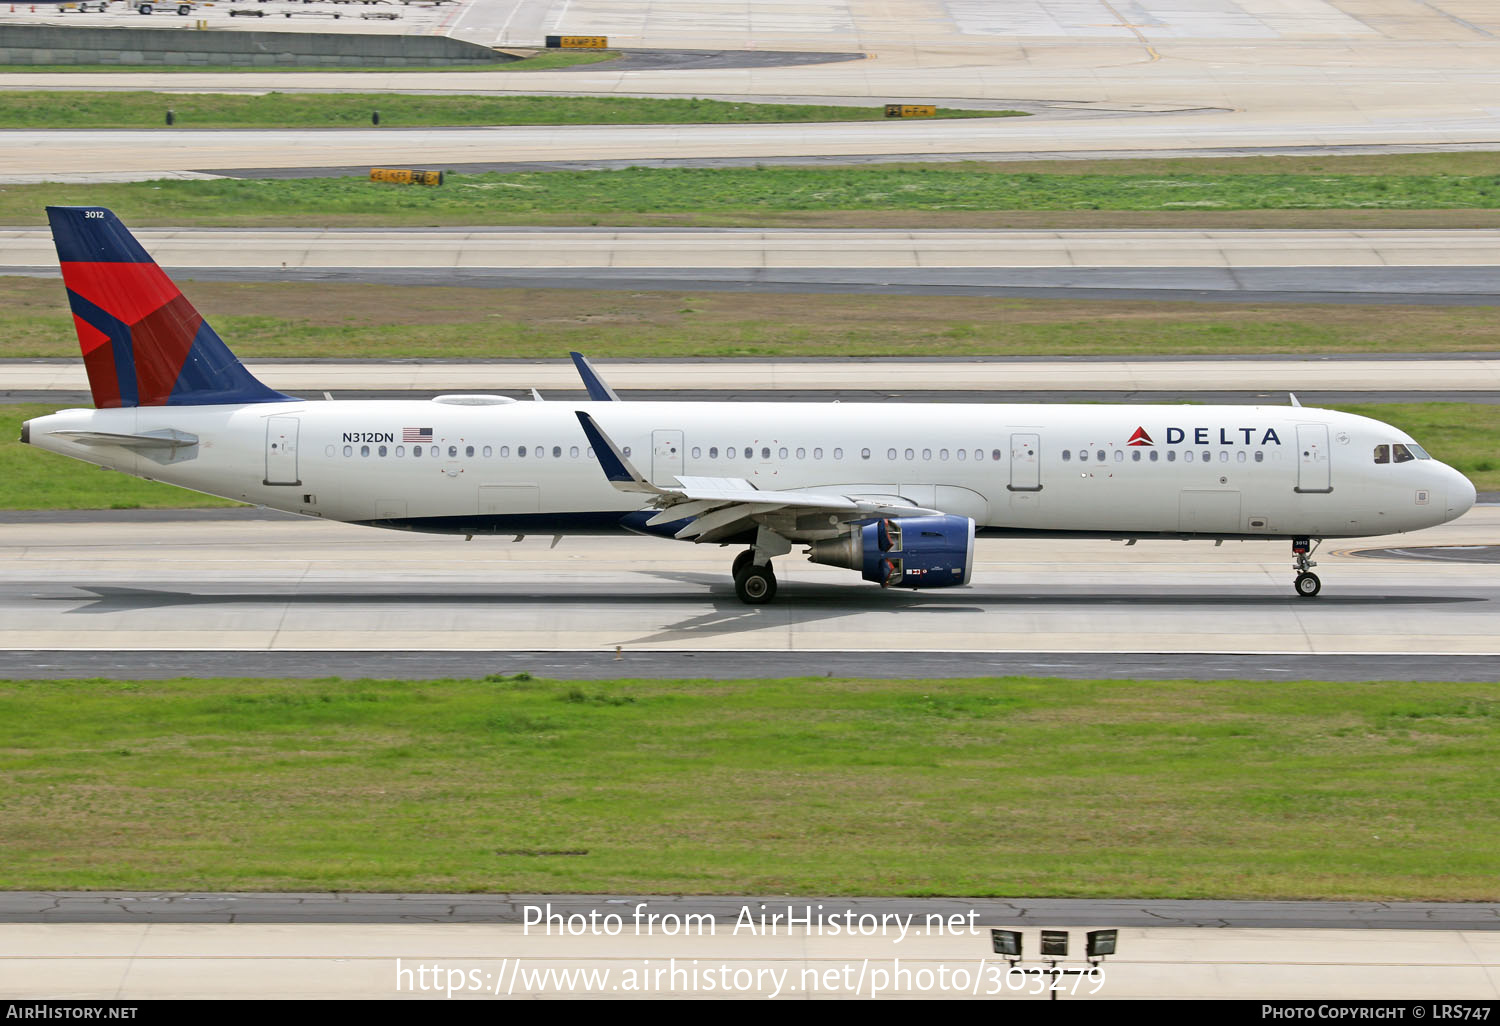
[1392,443,1415,464]
[1373,444,1390,464]
[1408,443,1431,460]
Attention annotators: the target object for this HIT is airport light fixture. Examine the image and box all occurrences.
[1040,930,1069,957]
[988,928,1118,1001]
[1087,929,1118,961]
[990,929,1022,958]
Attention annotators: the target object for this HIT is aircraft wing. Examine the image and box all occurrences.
[576,411,936,542]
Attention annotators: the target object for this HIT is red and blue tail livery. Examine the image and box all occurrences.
[47,206,294,409]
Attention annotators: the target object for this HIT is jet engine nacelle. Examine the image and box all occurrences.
[808,514,975,589]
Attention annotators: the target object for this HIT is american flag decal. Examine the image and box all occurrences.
[403,427,433,442]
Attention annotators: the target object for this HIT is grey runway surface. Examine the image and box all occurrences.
[3,892,1497,930]
[8,265,1499,305]
[2,513,1497,658]
[4,648,1499,682]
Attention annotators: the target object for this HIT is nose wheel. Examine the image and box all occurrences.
[1292,537,1321,598]
[732,552,777,605]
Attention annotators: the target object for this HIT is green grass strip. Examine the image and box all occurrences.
[0,91,1014,129]
[1,165,1497,228]
[2,676,1497,898]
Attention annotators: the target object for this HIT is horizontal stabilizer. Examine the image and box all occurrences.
[49,428,200,465]
[50,428,198,450]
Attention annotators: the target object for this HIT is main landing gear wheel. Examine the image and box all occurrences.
[1291,536,1321,598]
[733,561,777,605]
[732,549,754,576]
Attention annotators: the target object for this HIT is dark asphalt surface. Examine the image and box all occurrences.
[2,892,1496,929]
[3,649,1498,682]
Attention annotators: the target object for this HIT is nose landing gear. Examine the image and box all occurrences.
[1292,537,1321,597]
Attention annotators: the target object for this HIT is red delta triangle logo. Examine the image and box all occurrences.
[1127,427,1154,447]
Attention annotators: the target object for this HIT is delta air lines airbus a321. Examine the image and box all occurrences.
[21,208,1477,604]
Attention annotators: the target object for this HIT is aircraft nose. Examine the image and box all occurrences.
[1446,466,1477,521]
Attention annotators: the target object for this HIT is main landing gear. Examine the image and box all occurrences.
[1292,537,1321,598]
[732,549,777,605]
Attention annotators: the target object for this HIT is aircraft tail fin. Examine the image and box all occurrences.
[46,206,295,409]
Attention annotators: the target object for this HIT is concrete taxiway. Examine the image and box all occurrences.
[7,357,1500,395]
[5,921,1500,999]
[0,509,1494,657]
[8,226,1500,271]
[14,229,1500,303]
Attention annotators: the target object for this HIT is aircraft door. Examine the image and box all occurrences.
[651,429,685,487]
[264,416,300,486]
[1295,424,1332,493]
[1008,432,1040,491]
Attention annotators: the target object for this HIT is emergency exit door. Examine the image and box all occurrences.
[264,416,300,486]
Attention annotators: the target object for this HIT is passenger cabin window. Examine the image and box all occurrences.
[861,448,871,460]
[1149,450,1159,462]
[834,448,844,459]
[1393,443,1415,464]
[1062,449,1072,462]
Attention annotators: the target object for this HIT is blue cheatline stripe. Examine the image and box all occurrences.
[47,206,155,265]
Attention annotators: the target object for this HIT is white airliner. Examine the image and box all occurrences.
[21,207,1477,603]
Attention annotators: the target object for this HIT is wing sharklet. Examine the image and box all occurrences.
[574,411,665,495]
[570,352,621,402]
